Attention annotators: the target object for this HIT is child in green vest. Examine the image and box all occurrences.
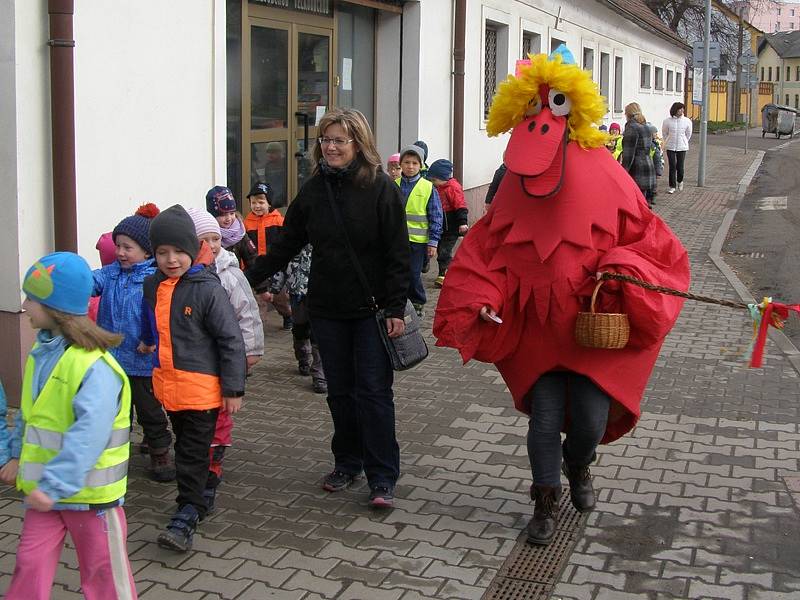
[396,144,443,317]
[4,251,138,600]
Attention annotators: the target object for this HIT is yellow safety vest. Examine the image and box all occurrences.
[18,345,131,504]
[397,177,433,243]
[613,136,623,161]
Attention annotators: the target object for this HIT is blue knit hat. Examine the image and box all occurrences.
[427,159,453,182]
[23,252,93,316]
[112,203,160,255]
[206,186,237,216]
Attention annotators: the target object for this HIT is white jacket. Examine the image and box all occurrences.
[661,115,692,151]
[215,249,264,356]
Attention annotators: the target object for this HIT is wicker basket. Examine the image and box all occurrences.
[574,280,630,349]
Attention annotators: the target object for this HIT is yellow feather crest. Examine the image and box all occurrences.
[486,52,609,149]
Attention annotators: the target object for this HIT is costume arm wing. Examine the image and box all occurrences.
[596,212,690,348]
[433,218,517,363]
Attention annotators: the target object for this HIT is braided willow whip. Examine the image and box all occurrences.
[599,272,750,311]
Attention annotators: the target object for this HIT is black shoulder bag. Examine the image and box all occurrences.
[323,179,428,371]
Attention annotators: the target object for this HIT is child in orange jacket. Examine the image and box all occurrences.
[244,182,293,329]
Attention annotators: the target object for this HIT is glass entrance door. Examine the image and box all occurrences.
[246,18,332,208]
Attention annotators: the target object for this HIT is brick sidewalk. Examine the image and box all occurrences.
[0,143,798,599]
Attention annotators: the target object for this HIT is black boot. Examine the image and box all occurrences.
[562,461,596,512]
[157,504,199,553]
[526,484,561,545]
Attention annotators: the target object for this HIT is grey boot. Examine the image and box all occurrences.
[526,484,562,545]
[293,338,312,376]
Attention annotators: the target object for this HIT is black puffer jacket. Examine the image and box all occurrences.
[246,168,410,319]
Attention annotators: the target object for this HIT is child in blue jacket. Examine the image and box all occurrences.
[93,203,174,482]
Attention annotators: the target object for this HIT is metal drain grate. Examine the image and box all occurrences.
[482,489,587,600]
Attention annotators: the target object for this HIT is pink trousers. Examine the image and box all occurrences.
[5,506,138,600]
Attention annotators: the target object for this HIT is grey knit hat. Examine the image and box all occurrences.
[399,144,426,165]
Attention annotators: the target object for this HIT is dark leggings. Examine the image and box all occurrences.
[667,150,686,189]
[526,371,610,486]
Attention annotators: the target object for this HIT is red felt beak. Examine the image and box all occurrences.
[504,107,566,177]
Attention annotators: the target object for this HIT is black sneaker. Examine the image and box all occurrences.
[312,379,328,394]
[282,316,294,330]
[322,470,357,492]
[369,485,395,508]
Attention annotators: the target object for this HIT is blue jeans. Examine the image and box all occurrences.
[408,242,428,306]
[311,315,399,488]
[526,371,610,486]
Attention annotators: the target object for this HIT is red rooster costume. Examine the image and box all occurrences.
[433,49,690,444]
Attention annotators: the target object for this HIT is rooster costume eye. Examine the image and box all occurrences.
[548,89,571,116]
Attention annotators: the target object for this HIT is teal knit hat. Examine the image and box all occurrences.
[23,252,93,315]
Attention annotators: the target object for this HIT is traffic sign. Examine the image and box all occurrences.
[693,41,721,68]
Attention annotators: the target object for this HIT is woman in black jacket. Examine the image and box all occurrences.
[247,107,410,508]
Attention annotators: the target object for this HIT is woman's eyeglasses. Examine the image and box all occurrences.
[318,137,354,147]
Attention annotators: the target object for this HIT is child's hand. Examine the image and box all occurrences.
[0,459,18,484]
[137,342,156,354]
[258,292,274,303]
[223,396,242,415]
[427,246,438,259]
[246,355,261,369]
[26,489,54,512]
[458,225,469,235]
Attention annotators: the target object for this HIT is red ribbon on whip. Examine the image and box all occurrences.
[750,300,800,368]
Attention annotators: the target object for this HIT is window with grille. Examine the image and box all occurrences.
[522,31,540,58]
[614,56,624,112]
[667,69,674,91]
[484,25,497,119]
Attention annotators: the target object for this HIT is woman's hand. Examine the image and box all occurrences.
[479,306,502,324]
[458,225,469,235]
[223,396,242,415]
[0,459,18,484]
[386,317,405,338]
[26,489,54,512]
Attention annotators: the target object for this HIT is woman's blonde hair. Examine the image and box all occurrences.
[312,107,382,187]
[43,306,123,351]
[625,102,646,124]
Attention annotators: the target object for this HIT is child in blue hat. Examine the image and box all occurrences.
[4,251,137,600]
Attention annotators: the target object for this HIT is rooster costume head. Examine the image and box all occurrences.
[487,45,608,197]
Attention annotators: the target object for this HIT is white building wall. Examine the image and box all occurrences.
[463,1,686,190]
[73,0,226,266]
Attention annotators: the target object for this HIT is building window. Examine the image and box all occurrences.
[792,9,795,16]
[777,66,780,81]
[600,52,610,104]
[484,21,508,120]
[775,23,780,31]
[795,94,799,108]
[614,56,623,112]
[583,47,595,73]
[676,72,682,92]
[640,62,651,88]
[796,66,800,80]
[484,26,498,120]
[667,69,674,91]
[522,31,541,58]
[769,66,772,80]
[788,66,792,81]
[787,94,790,105]
[655,66,664,90]
[762,66,766,80]
[792,22,796,29]
[550,37,566,53]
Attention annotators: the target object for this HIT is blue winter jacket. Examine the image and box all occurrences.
[0,380,10,466]
[93,259,156,376]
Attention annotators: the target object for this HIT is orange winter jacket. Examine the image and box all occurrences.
[245,210,284,255]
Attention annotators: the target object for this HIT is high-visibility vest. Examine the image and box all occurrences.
[612,136,623,161]
[18,345,131,504]
[398,177,433,243]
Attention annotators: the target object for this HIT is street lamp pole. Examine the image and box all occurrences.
[698,0,712,187]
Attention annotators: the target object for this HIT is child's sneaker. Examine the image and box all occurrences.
[282,316,294,330]
[322,470,357,492]
[412,303,425,318]
[369,485,395,508]
[434,275,445,288]
[678,181,684,191]
[312,378,328,394]
[298,361,311,376]
[157,504,199,553]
